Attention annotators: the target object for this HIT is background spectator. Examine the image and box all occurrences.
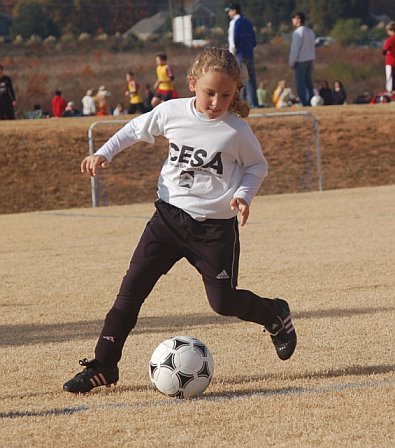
[143,84,154,112]
[82,89,96,116]
[0,64,16,120]
[24,104,44,119]
[62,101,81,117]
[289,11,316,106]
[113,103,126,116]
[256,80,269,107]
[369,91,392,104]
[353,90,372,104]
[272,80,286,108]
[226,2,258,108]
[272,80,296,108]
[383,21,395,93]
[319,80,333,105]
[51,90,67,117]
[332,80,347,105]
[95,85,111,116]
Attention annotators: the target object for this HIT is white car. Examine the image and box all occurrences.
[315,36,334,47]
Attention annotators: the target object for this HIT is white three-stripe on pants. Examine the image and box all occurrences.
[385,65,394,92]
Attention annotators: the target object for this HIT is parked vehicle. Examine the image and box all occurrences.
[315,36,334,47]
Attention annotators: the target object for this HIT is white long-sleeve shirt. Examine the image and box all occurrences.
[82,95,96,115]
[228,14,239,56]
[289,25,316,66]
[95,97,268,220]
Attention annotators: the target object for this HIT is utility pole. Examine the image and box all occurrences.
[168,0,173,23]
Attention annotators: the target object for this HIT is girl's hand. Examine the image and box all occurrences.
[81,155,108,177]
[230,197,250,226]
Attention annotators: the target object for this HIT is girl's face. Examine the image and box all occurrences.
[189,71,237,119]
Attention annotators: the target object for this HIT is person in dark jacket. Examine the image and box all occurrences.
[318,80,333,105]
[0,64,16,120]
[332,80,347,105]
[226,2,258,108]
[62,101,82,117]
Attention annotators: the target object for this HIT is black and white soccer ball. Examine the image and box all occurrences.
[310,95,324,106]
[149,336,214,398]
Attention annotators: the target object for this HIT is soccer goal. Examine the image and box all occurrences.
[248,111,323,195]
[87,111,322,208]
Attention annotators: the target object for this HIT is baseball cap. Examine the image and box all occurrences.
[225,3,240,13]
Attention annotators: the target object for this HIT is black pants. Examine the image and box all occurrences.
[0,101,15,119]
[95,200,281,366]
[127,103,145,114]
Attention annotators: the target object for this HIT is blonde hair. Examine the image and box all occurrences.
[188,47,250,118]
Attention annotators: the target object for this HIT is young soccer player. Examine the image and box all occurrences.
[63,47,297,393]
[151,53,175,108]
[125,72,145,114]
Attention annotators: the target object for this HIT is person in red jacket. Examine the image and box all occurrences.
[51,90,67,117]
[383,21,395,93]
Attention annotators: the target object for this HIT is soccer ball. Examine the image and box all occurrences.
[310,95,324,106]
[149,336,214,398]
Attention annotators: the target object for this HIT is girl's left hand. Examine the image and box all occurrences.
[230,198,249,226]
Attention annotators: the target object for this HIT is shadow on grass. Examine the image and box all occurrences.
[1,306,394,347]
[203,375,395,401]
[211,363,395,392]
[0,384,150,401]
[0,314,234,347]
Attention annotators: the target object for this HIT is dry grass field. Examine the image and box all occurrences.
[1,185,394,447]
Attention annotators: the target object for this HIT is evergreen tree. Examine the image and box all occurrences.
[107,0,164,34]
[11,1,59,39]
[73,0,110,35]
[343,0,370,22]
[330,17,366,45]
[245,0,296,29]
[46,0,76,35]
[370,0,395,18]
[294,0,371,34]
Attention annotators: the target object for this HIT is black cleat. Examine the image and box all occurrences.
[265,298,297,361]
[63,358,119,393]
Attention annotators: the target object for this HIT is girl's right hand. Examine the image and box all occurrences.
[81,155,109,177]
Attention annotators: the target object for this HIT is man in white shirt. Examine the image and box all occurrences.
[226,2,259,108]
[289,11,316,106]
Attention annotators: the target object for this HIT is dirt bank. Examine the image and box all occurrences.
[0,104,394,214]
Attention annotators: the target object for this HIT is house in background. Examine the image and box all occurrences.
[185,0,216,29]
[124,10,168,41]
[124,0,217,43]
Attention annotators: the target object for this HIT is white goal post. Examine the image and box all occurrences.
[249,110,323,191]
[87,111,322,208]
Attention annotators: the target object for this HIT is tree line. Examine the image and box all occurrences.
[6,0,394,40]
